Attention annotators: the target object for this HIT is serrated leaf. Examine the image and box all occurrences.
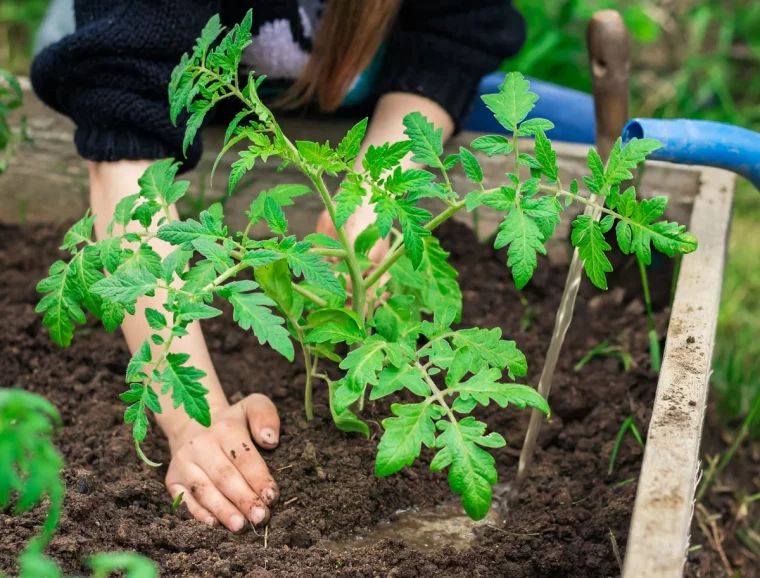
[182,259,217,296]
[481,72,537,132]
[534,129,558,182]
[433,417,499,520]
[92,267,157,305]
[605,138,662,187]
[334,179,365,228]
[337,336,386,410]
[137,159,179,202]
[402,111,443,168]
[126,339,152,382]
[98,236,123,274]
[178,302,222,322]
[337,118,368,162]
[442,154,460,170]
[363,141,413,179]
[192,238,233,271]
[121,243,162,278]
[374,195,398,238]
[303,233,343,250]
[286,242,344,297]
[397,201,432,269]
[242,249,285,267]
[161,353,210,426]
[373,295,414,342]
[517,118,555,136]
[572,215,613,290]
[376,402,439,476]
[470,135,514,157]
[61,212,96,251]
[459,147,483,183]
[264,196,288,236]
[328,379,369,438]
[451,368,549,414]
[385,167,436,194]
[113,194,140,227]
[452,327,527,378]
[371,364,430,400]
[306,321,365,345]
[157,219,217,245]
[228,289,294,361]
[494,206,546,289]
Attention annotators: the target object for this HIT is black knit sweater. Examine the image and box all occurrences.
[31,0,525,171]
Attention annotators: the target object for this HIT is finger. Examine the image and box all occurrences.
[222,433,279,507]
[168,483,216,527]
[181,463,248,532]
[242,393,280,449]
[197,444,270,526]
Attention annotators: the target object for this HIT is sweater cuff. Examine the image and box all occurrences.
[74,127,203,174]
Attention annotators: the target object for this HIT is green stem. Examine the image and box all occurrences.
[200,262,247,294]
[310,247,347,258]
[637,256,661,372]
[292,282,329,308]
[309,171,366,318]
[365,199,467,289]
[696,391,760,502]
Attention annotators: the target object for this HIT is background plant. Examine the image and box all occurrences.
[0,389,157,578]
[35,12,696,520]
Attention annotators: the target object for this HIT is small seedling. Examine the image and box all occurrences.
[575,340,632,372]
[609,415,645,475]
[169,491,184,515]
[0,389,157,578]
[0,68,29,174]
[37,12,696,520]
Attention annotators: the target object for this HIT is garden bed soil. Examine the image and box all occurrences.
[0,220,753,577]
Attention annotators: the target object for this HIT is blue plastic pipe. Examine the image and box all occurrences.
[466,73,596,145]
[623,118,760,190]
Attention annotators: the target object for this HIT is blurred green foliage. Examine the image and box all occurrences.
[506,0,760,128]
[0,0,48,72]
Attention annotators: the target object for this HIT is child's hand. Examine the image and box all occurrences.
[165,393,280,532]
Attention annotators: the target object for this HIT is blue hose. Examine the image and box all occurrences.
[623,118,760,190]
[466,73,596,145]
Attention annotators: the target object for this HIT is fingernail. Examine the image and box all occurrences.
[229,514,245,532]
[260,428,277,444]
[205,516,217,527]
[251,507,266,525]
[262,488,276,505]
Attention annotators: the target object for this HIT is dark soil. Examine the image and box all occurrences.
[0,220,752,578]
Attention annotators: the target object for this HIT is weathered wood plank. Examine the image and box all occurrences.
[622,166,736,578]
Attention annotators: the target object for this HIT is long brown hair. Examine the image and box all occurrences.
[276,0,402,112]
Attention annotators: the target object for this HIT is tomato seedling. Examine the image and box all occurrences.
[37,12,696,520]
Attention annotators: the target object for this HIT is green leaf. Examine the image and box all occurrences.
[61,211,96,251]
[264,196,288,236]
[254,259,295,314]
[403,112,443,168]
[470,135,514,157]
[228,288,294,361]
[178,302,222,322]
[126,339,152,383]
[157,219,217,245]
[87,552,158,578]
[397,200,432,269]
[459,147,483,183]
[143,309,166,331]
[534,129,558,182]
[494,206,546,290]
[373,295,414,342]
[442,154,460,170]
[337,336,386,411]
[451,368,549,414]
[481,72,537,132]
[371,364,430,400]
[303,233,343,250]
[363,141,413,179]
[605,138,662,187]
[306,321,365,345]
[337,118,368,162]
[121,243,162,278]
[286,242,345,297]
[70,246,105,318]
[572,215,613,290]
[452,327,527,378]
[385,167,436,195]
[297,140,341,172]
[433,417,500,520]
[517,118,555,137]
[92,267,157,305]
[192,238,233,271]
[161,353,210,426]
[113,194,140,227]
[182,260,217,296]
[242,249,285,267]
[328,379,369,438]
[98,237,123,274]
[334,179,365,228]
[183,99,212,156]
[376,402,440,476]
[137,159,179,202]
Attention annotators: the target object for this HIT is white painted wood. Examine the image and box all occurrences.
[622,166,736,578]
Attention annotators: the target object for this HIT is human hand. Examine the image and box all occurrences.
[165,393,280,532]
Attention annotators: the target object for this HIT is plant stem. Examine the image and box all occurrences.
[310,247,347,258]
[309,171,366,318]
[291,283,329,308]
[696,391,760,502]
[365,199,467,289]
[637,256,661,371]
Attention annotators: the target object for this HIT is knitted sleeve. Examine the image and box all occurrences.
[30,0,217,172]
[375,0,526,131]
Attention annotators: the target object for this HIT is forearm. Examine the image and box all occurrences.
[89,160,229,444]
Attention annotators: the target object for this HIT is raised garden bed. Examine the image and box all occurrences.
[1,78,739,576]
